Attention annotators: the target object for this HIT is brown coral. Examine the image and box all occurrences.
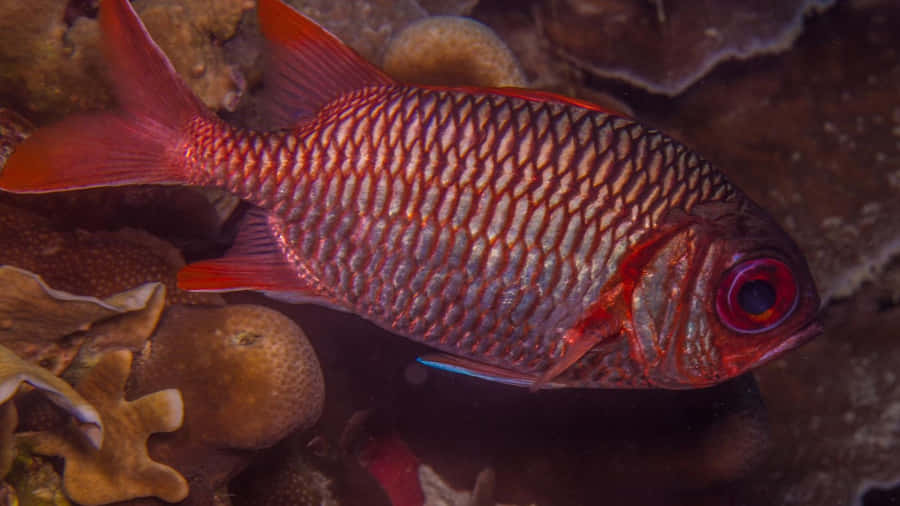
[383,16,526,87]
[133,305,324,450]
[126,305,325,504]
[0,202,221,306]
[0,0,250,122]
[0,343,102,449]
[0,265,165,375]
[18,350,187,506]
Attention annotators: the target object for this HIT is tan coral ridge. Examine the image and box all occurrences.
[0,265,166,377]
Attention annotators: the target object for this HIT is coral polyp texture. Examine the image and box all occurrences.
[0,202,222,306]
[124,304,325,504]
[17,350,187,506]
[132,304,325,450]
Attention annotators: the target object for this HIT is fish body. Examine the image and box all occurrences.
[0,0,822,389]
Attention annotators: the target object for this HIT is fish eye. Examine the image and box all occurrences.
[716,258,798,334]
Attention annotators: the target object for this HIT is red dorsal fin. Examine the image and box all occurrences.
[256,0,395,129]
[423,85,629,118]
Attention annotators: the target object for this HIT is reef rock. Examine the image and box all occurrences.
[740,295,900,505]
[536,0,835,96]
[643,1,900,302]
[416,0,479,16]
[0,108,31,169]
[282,0,427,63]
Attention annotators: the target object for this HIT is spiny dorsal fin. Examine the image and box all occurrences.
[423,85,629,118]
[257,0,395,129]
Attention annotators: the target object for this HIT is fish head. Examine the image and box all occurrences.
[629,199,821,389]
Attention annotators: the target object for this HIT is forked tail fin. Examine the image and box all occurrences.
[0,0,212,193]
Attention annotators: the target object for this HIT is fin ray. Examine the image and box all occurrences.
[177,209,321,298]
[257,0,395,128]
[422,85,628,117]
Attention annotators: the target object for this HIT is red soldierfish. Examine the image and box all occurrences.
[0,0,822,389]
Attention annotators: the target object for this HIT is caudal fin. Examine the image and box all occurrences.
[0,0,211,193]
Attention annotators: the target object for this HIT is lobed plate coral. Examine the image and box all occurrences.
[0,343,101,450]
[738,296,900,504]
[0,265,165,376]
[642,1,900,303]
[535,0,836,96]
[18,350,187,506]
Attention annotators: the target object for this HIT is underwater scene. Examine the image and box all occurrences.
[0,0,898,504]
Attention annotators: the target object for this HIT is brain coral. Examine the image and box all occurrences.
[383,15,526,87]
[132,304,325,450]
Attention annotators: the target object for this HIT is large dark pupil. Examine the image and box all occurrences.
[737,280,776,315]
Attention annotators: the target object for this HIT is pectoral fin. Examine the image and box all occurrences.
[529,333,605,391]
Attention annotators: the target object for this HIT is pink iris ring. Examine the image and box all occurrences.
[715,257,799,334]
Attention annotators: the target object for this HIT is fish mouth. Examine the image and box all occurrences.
[758,317,824,365]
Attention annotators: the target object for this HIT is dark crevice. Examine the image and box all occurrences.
[64,0,100,26]
[862,482,900,506]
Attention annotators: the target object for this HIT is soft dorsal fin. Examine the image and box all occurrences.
[422,85,629,118]
[256,0,395,129]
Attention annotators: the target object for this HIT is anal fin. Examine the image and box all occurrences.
[177,209,324,302]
